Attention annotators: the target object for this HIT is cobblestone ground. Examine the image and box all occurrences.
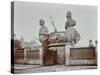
[14,64,97,74]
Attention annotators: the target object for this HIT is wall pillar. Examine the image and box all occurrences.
[40,47,43,65]
[65,43,72,65]
[24,49,27,64]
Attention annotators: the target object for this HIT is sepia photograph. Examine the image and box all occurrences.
[11,1,97,74]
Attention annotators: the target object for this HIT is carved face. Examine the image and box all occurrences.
[89,40,92,42]
[40,19,45,25]
[66,11,72,19]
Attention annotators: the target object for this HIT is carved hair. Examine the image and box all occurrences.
[66,11,72,19]
[39,19,45,25]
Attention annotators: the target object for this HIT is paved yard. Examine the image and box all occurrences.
[14,64,97,74]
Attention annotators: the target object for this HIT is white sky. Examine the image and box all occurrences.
[14,1,97,47]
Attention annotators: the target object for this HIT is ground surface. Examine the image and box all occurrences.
[14,64,97,74]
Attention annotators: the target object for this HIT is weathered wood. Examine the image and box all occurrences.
[70,47,96,65]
